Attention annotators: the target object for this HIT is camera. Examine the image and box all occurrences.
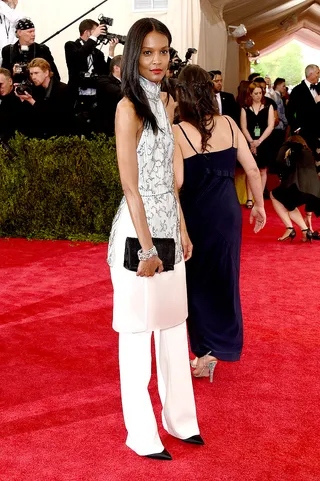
[97,14,127,45]
[79,71,99,90]
[14,62,28,75]
[168,47,198,78]
[14,45,31,82]
[15,79,33,96]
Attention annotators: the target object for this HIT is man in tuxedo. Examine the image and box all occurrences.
[1,18,60,80]
[287,64,320,153]
[208,70,239,124]
[96,54,122,137]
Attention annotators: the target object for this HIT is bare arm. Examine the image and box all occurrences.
[172,125,192,260]
[172,125,184,189]
[236,127,264,207]
[257,105,275,144]
[174,179,193,261]
[115,99,163,276]
[240,108,254,143]
[232,119,267,232]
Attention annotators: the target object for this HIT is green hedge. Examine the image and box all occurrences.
[0,134,123,242]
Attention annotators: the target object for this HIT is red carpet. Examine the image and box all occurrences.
[1,201,319,481]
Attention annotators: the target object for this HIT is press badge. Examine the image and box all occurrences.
[254,125,261,137]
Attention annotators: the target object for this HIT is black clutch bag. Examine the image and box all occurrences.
[124,237,175,272]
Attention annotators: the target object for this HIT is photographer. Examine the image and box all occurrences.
[1,18,60,81]
[0,66,24,140]
[64,19,118,102]
[96,54,122,136]
[0,0,23,65]
[14,58,73,138]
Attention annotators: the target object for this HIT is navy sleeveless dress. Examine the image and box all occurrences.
[179,119,243,361]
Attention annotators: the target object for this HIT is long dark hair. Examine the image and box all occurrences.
[176,65,219,152]
[121,18,172,134]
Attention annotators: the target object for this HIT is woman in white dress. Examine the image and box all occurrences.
[107,18,202,460]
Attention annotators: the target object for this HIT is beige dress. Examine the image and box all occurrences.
[107,76,187,333]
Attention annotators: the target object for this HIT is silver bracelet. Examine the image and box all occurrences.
[137,245,158,261]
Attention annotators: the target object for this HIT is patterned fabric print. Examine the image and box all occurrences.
[107,76,182,266]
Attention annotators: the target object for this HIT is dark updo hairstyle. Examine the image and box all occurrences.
[176,64,219,152]
[121,18,172,134]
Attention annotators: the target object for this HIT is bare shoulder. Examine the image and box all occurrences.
[219,115,238,130]
[172,123,181,139]
[116,97,137,119]
[116,98,141,135]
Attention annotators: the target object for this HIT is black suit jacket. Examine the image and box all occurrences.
[0,89,25,141]
[96,73,122,136]
[287,80,319,152]
[26,78,74,138]
[220,91,240,125]
[1,41,60,80]
[64,38,111,98]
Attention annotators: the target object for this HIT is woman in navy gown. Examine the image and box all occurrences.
[173,65,266,381]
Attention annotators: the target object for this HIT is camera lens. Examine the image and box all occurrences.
[15,85,25,95]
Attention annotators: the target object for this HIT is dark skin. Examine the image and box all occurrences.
[115,31,192,277]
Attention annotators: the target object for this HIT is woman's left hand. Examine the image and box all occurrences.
[181,230,193,261]
[250,205,267,233]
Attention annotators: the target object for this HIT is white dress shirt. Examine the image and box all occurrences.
[304,79,318,101]
[0,2,23,65]
[215,92,222,115]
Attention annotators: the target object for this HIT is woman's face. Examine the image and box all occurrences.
[139,30,170,83]
[251,87,262,102]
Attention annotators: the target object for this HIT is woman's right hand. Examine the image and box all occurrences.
[136,256,164,277]
[250,205,267,233]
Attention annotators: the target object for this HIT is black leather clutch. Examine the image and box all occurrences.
[124,237,175,272]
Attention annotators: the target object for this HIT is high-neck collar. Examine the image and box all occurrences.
[139,76,161,101]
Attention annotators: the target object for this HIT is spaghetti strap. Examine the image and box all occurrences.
[224,117,234,147]
[178,124,199,155]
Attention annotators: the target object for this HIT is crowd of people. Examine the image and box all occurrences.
[0,2,123,140]
[1,2,320,461]
[206,66,320,240]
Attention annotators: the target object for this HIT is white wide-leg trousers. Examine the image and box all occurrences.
[119,321,200,456]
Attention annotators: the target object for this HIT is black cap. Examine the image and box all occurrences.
[16,18,35,31]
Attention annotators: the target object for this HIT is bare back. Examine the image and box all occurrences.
[176,115,239,157]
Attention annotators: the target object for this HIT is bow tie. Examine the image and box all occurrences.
[310,84,318,90]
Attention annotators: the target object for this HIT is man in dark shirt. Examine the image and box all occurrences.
[2,18,60,81]
[96,55,122,137]
[0,66,24,140]
[14,58,73,138]
[65,19,118,102]
[64,18,118,134]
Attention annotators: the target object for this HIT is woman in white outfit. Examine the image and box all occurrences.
[107,18,202,460]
